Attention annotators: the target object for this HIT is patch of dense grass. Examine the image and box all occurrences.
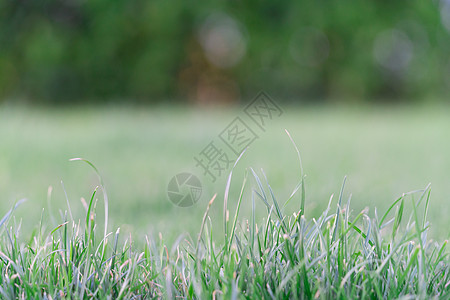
[0,149,449,299]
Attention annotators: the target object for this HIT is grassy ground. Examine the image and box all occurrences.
[1,103,450,298]
[1,103,450,241]
[0,144,449,298]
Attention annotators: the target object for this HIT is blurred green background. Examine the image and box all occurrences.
[1,1,450,241]
[1,0,450,103]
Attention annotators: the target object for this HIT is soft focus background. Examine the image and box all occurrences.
[1,1,450,240]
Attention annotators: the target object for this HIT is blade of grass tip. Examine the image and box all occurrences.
[224,148,247,252]
[196,194,216,256]
[379,194,404,229]
[250,168,269,209]
[86,187,98,232]
[343,193,352,258]
[301,175,305,218]
[285,129,303,176]
[432,240,447,271]
[364,218,372,248]
[422,186,431,229]
[416,183,431,207]
[46,185,57,226]
[264,206,274,248]
[50,221,69,235]
[70,158,109,257]
[229,171,248,252]
[37,207,45,248]
[261,169,288,232]
[332,176,346,243]
[285,129,306,217]
[60,181,74,222]
[283,180,302,209]
[0,198,27,230]
[253,189,271,211]
[341,212,374,247]
[70,158,104,185]
[392,198,404,241]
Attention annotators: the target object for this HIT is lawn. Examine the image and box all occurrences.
[1,103,450,298]
[1,103,450,241]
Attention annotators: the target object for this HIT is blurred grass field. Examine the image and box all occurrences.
[1,103,450,240]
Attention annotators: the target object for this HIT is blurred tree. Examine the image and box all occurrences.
[0,0,448,103]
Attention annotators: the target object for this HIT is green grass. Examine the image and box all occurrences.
[0,154,449,298]
[1,104,450,298]
[1,104,450,240]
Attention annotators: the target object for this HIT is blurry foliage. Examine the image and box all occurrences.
[0,0,449,103]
